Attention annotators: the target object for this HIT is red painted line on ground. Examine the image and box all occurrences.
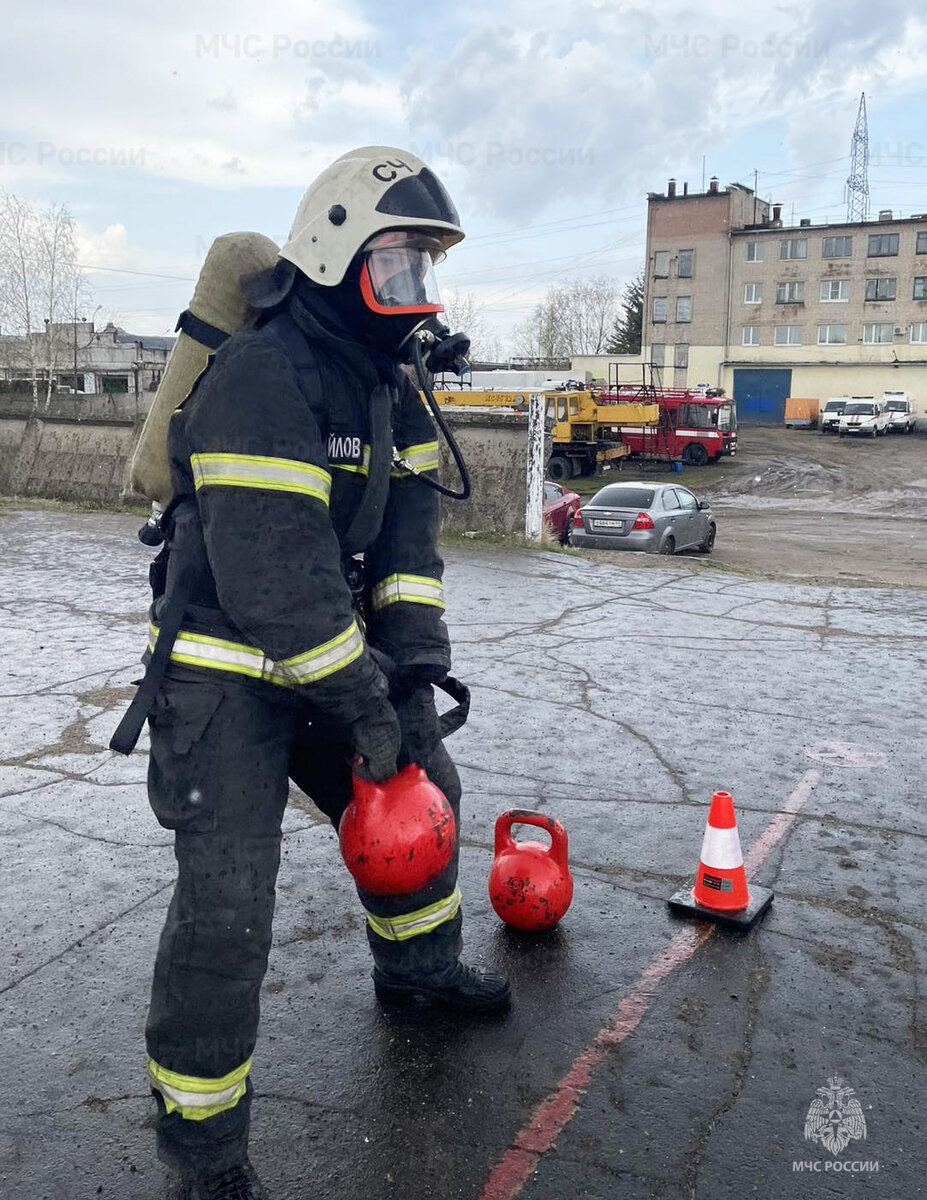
[478,768,821,1200]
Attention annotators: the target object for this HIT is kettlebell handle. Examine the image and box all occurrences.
[494,808,570,872]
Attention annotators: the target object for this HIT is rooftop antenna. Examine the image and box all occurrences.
[846,92,870,223]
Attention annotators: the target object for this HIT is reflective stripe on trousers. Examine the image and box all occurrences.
[365,887,462,942]
[147,619,365,687]
[370,573,445,612]
[148,1056,251,1122]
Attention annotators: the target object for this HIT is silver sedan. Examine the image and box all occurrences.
[569,482,716,554]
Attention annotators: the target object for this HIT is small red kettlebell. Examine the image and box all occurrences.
[339,764,456,895]
[489,809,573,931]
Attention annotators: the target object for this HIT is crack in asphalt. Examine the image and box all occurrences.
[684,946,770,1200]
[0,880,173,998]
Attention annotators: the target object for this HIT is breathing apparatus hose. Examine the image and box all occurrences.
[409,334,472,502]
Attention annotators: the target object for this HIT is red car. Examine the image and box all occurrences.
[544,480,581,543]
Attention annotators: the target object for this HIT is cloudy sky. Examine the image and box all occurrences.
[2,0,926,346]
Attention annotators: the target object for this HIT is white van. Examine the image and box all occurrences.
[882,392,918,433]
[838,397,890,438]
[821,397,849,433]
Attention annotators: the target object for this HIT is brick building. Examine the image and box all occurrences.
[642,177,927,421]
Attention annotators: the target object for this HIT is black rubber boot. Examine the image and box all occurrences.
[373,959,511,1012]
[178,1158,268,1200]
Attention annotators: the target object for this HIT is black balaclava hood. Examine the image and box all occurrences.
[292,252,432,360]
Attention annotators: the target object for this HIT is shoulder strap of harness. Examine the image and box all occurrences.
[262,311,393,556]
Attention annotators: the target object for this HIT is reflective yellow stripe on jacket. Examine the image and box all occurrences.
[190,452,331,504]
[391,440,439,477]
[365,888,462,942]
[149,619,365,687]
[148,1056,251,1122]
[370,573,445,613]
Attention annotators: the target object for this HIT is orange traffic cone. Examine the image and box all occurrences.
[668,790,773,931]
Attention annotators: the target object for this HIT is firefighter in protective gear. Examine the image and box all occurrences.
[137,147,510,1198]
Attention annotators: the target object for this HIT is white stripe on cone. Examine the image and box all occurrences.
[699,824,744,870]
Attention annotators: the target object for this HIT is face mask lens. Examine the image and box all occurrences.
[362,233,444,312]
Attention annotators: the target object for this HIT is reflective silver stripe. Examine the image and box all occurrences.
[275,620,365,685]
[366,887,462,942]
[370,573,445,612]
[147,1057,251,1122]
[392,440,439,476]
[150,623,275,682]
[190,453,331,504]
[148,619,364,687]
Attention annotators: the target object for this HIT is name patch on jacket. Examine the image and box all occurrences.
[327,433,364,465]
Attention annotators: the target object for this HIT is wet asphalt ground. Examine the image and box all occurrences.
[1,508,925,1199]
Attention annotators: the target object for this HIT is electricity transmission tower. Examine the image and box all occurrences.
[845,92,870,223]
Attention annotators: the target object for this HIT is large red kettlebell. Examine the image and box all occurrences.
[339,764,456,895]
[489,809,573,931]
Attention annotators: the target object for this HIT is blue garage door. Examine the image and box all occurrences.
[733,368,792,424]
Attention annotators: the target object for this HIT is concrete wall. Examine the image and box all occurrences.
[0,392,151,422]
[437,410,531,536]
[0,411,140,502]
[1,401,534,531]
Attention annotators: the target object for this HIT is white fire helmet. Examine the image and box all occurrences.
[280,147,465,311]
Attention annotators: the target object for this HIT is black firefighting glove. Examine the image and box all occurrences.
[394,664,447,767]
[395,686,442,767]
[350,698,402,783]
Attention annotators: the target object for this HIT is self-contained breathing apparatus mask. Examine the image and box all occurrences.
[350,229,472,500]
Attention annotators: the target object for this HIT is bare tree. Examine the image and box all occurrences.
[440,287,507,364]
[511,276,620,361]
[0,193,83,409]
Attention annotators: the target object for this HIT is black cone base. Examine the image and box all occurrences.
[667,882,774,932]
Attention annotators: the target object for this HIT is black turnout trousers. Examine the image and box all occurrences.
[145,668,462,1172]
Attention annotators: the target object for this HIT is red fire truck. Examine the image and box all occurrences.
[547,371,737,479]
[597,382,738,466]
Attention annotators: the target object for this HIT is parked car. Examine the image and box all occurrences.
[838,398,890,437]
[882,391,918,433]
[569,481,715,555]
[820,397,849,433]
[543,480,581,543]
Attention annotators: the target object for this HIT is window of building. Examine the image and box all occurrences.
[677,249,694,278]
[820,280,849,302]
[675,296,692,323]
[911,322,927,344]
[913,277,927,300]
[674,343,689,368]
[918,232,927,254]
[867,233,899,256]
[101,375,130,394]
[818,325,847,345]
[774,325,802,346]
[776,281,805,303]
[864,277,896,301]
[863,323,895,344]
[650,343,666,366]
[742,326,760,346]
[822,235,853,258]
[653,251,670,278]
[744,282,763,304]
[780,238,807,260]
[652,297,667,324]
[746,241,764,263]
